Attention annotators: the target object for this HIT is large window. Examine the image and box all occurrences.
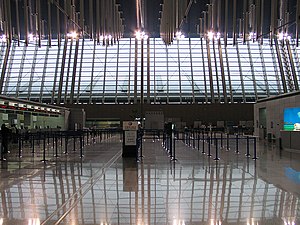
[1,37,299,104]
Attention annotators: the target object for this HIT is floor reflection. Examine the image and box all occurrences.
[0,138,299,225]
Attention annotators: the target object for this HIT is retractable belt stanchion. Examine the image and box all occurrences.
[202,134,205,154]
[54,135,59,157]
[80,134,84,158]
[64,136,68,154]
[214,138,220,161]
[246,136,251,157]
[235,134,239,154]
[220,133,223,149]
[60,133,63,151]
[197,133,200,151]
[41,134,48,162]
[226,133,230,151]
[73,136,76,152]
[52,133,55,149]
[252,137,258,160]
[82,132,85,147]
[18,136,22,158]
[193,132,195,149]
[31,135,35,154]
[207,136,212,157]
[140,131,143,159]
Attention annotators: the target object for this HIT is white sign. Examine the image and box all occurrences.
[125,130,137,146]
[123,121,138,130]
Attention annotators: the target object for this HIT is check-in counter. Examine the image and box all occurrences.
[280,130,300,152]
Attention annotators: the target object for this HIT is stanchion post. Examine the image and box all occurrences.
[252,137,258,160]
[171,135,177,161]
[52,133,55,149]
[54,136,59,157]
[31,135,35,154]
[41,135,48,162]
[226,133,230,151]
[82,132,85,147]
[193,134,195,149]
[202,134,205,154]
[207,136,212,157]
[169,134,173,158]
[60,133,63,150]
[221,132,223,149]
[246,136,251,157]
[214,138,220,160]
[235,134,239,154]
[80,135,84,158]
[64,136,68,154]
[18,136,22,158]
[197,133,200,151]
[140,131,143,159]
[73,136,76,151]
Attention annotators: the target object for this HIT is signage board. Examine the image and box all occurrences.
[124,130,137,146]
[123,121,138,130]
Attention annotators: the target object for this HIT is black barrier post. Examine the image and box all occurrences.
[60,133,63,150]
[82,132,85,147]
[207,136,212,157]
[202,135,205,154]
[193,134,196,149]
[80,135,84,158]
[54,136,59,157]
[197,134,200,151]
[171,135,177,161]
[220,133,223,149]
[140,132,143,159]
[41,135,48,162]
[64,136,68,154]
[52,133,55,149]
[214,138,220,161]
[245,136,251,157]
[169,135,173,158]
[235,134,239,154]
[252,137,258,160]
[73,136,76,151]
[18,136,22,158]
[226,133,230,151]
[31,135,35,154]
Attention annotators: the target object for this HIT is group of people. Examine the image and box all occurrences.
[1,124,19,161]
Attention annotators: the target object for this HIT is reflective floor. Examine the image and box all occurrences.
[0,134,300,225]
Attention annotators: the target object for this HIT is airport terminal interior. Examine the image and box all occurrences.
[0,0,300,224]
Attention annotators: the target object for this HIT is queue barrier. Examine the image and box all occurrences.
[1,128,122,162]
[162,129,258,161]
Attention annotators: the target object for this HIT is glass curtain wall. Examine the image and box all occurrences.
[1,37,299,104]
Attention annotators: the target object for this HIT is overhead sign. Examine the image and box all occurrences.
[123,121,138,130]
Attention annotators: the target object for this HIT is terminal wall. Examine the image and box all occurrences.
[254,92,300,141]
[67,103,254,129]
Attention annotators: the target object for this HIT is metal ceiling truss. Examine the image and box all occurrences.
[0,0,124,46]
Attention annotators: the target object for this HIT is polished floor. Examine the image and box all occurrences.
[0,133,299,225]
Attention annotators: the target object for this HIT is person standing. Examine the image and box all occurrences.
[1,124,10,160]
